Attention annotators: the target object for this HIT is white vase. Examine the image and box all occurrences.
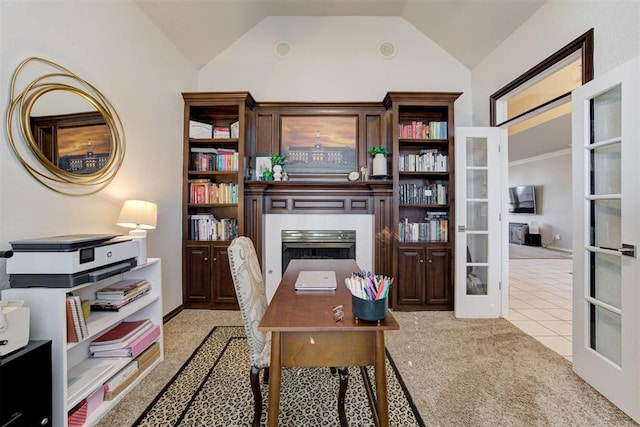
[372,153,387,176]
[273,164,283,181]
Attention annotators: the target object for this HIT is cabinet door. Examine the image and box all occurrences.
[426,248,451,307]
[210,244,239,309]
[397,246,426,306]
[184,244,212,306]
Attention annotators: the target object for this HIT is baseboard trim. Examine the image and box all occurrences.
[163,305,183,324]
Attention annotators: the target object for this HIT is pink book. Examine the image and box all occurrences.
[129,324,161,358]
[91,325,160,358]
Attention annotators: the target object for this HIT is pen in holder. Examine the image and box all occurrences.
[352,295,388,322]
[345,270,393,323]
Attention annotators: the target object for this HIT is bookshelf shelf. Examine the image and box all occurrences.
[188,203,239,208]
[2,259,163,426]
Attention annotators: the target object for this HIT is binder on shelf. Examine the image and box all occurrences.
[66,296,88,342]
[66,298,80,343]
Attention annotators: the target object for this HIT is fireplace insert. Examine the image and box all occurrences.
[281,230,356,273]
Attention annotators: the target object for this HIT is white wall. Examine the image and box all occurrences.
[509,150,572,251]
[0,1,197,314]
[199,16,473,125]
[472,0,640,126]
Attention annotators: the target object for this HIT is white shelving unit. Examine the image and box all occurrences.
[2,258,163,426]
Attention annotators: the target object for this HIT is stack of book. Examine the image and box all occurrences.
[90,319,160,358]
[188,214,238,241]
[91,279,151,312]
[66,295,89,343]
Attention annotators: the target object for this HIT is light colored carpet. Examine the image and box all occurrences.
[509,243,572,259]
[98,309,636,426]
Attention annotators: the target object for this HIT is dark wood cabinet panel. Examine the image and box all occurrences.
[210,243,238,308]
[425,248,452,306]
[183,244,212,307]
[397,246,426,306]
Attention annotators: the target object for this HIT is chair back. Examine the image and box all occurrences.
[228,236,269,367]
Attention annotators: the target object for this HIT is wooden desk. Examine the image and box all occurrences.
[259,259,399,426]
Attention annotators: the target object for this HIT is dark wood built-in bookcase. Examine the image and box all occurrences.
[182,92,255,309]
[384,92,461,310]
[182,91,460,311]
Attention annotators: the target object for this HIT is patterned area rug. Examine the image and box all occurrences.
[134,326,425,426]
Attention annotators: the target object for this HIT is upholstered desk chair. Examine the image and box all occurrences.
[228,236,271,427]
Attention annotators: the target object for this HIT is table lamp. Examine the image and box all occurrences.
[116,199,157,266]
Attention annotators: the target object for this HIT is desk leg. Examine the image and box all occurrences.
[267,331,282,427]
[375,331,389,426]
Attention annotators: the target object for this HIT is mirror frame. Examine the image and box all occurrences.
[6,57,125,196]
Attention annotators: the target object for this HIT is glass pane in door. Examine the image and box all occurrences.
[592,199,621,248]
[587,85,623,366]
[592,304,622,366]
[466,169,487,199]
[592,85,621,142]
[466,137,487,166]
[592,252,621,308]
[466,234,488,296]
[593,144,621,195]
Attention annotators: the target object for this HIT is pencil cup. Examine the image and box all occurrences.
[352,295,388,322]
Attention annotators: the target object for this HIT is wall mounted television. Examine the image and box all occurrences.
[508,185,537,214]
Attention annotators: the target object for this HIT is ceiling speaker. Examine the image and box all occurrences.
[274,41,293,59]
[379,41,397,59]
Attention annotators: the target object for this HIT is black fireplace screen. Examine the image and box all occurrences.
[281,230,356,273]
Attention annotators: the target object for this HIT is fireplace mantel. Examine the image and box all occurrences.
[244,180,392,214]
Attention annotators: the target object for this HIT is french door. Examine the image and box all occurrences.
[454,127,506,318]
[572,56,639,423]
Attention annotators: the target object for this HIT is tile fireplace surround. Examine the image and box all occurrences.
[263,214,374,301]
[244,181,394,302]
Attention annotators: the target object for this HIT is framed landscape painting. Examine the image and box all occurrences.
[280,116,357,174]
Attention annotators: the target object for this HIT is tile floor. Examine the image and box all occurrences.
[507,258,573,362]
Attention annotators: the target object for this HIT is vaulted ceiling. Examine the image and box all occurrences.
[135,0,564,162]
[134,0,547,70]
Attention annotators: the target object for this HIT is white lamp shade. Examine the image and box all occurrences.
[117,200,157,230]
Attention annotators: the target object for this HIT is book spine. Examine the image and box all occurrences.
[66,298,79,343]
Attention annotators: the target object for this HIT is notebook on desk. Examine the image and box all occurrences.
[294,271,337,291]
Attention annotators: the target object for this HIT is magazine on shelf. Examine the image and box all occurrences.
[90,287,151,311]
[96,279,150,299]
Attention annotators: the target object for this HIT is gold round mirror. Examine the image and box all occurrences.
[6,57,125,195]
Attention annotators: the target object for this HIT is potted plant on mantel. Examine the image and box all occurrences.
[270,153,287,181]
[368,145,389,177]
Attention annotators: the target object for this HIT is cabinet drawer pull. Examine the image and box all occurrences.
[213,257,218,262]
[204,257,208,261]
[419,259,424,264]
[428,259,433,263]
